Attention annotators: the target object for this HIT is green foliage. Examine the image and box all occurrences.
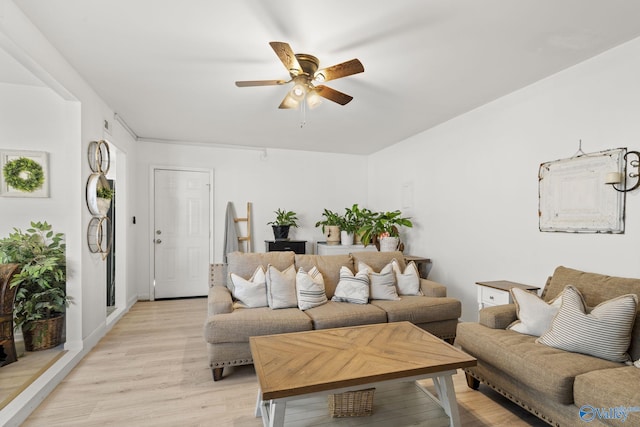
[267,209,299,227]
[96,186,114,200]
[340,204,375,234]
[358,210,413,247]
[3,157,44,192]
[0,221,68,332]
[314,209,342,232]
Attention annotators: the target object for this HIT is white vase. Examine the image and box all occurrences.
[324,226,341,245]
[340,230,354,245]
[379,236,399,252]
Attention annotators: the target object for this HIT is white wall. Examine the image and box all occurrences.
[134,141,368,299]
[368,37,640,322]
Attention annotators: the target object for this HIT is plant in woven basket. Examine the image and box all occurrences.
[0,221,68,350]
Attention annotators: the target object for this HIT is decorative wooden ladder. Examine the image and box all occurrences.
[234,202,252,252]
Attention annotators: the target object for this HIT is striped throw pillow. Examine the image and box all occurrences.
[536,285,638,362]
[332,266,370,304]
[295,267,327,311]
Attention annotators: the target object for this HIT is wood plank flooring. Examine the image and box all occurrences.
[23,298,547,427]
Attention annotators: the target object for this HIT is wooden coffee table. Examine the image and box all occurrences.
[250,321,476,427]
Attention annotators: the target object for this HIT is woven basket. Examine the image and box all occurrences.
[23,315,64,351]
[328,388,375,417]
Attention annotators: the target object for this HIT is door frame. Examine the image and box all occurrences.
[148,165,214,301]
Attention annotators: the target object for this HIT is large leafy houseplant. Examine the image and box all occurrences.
[358,210,413,247]
[0,221,68,349]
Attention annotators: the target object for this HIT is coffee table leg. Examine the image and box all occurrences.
[432,374,461,427]
[255,388,262,418]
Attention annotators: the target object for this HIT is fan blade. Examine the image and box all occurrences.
[235,79,288,87]
[269,41,302,75]
[314,85,353,105]
[315,59,364,82]
[278,93,300,109]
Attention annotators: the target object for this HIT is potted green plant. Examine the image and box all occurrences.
[346,204,375,245]
[314,209,342,245]
[96,186,114,215]
[338,205,361,245]
[0,221,69,351]
[267,209,299,240]
[358,210,413,251]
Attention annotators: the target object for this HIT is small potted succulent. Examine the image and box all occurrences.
[358,210,413,251]
[267,209,299,240]
[315,209,342,245]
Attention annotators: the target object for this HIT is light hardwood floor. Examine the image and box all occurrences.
[23,298,547,426]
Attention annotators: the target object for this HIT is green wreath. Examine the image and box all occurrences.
[3,157,45,192]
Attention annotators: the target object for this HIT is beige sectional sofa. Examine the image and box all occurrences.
[204,250,461,381]
[457,266,640,427]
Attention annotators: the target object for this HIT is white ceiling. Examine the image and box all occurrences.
[11,0,640,154]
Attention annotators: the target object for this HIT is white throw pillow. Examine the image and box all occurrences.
[537,285,638,362]
[508,288,563,336]
[229,266,268,308]
[265,264,298,309]
[296,267,328,311]
[391,259,423,296]
[332,266,370,304]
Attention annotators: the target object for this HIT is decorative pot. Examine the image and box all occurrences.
[340,230,354,246]
[354,232,363,245]
[379,236,400,252]
[324,226,341,245]
[23,315,65,351]
[272,225,290,241]
[97,197,111,216]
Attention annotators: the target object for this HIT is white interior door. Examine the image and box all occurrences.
[153,168,211,299]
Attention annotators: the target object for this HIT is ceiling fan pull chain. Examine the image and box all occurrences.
[300,97,307,128]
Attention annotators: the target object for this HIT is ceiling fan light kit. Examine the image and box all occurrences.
[235,41,364,124]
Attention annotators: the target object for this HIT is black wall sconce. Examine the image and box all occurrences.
[606,151,640,192]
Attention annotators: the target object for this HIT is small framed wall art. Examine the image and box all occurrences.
[0,150,49,198]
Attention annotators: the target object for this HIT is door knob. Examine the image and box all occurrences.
[155,239,162,244]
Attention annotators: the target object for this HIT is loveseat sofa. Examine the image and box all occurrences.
[204,250,461,381]
[457,266,640,427]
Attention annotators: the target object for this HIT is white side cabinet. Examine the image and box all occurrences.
[316,242,377,255]
[475,280,540,311]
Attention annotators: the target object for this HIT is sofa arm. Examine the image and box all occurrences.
[479,304,517,329]
[420,278,447,297]
[208,286,233,316]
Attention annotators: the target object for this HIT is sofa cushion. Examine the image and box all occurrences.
[457,322,623,404]
[204,307,312,343]
[294,254,353,299]
[303,301,387,330]
[574,366,640,426]
[537,285,638,362]
[332,266,369,304]
[296,267,328,311]
[266,264,298,309]
[371,296,461,323]
[227,251,295,291]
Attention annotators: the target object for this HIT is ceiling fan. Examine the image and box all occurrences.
[235,41,364,109]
